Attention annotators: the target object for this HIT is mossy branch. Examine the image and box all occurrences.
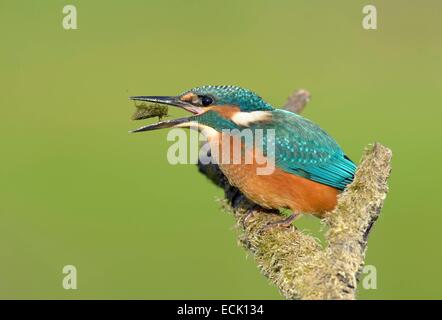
[197,90,392,300]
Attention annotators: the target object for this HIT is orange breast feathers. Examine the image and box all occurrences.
[206,132,339,217]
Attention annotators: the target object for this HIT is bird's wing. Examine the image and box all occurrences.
[253,109,356,190]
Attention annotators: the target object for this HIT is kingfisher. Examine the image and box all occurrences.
[130,85,356,226]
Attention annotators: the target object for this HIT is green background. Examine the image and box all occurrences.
[1,0,441,299]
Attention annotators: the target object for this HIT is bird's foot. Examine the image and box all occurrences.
[242,205,261,228]
[263,213,298,232]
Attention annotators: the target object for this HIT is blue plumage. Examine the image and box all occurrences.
[253,109,356,190]
[185,85,274,112]
[187,85,356,190]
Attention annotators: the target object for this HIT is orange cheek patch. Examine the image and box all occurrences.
[209,105,240,119]
[180,93,197,103]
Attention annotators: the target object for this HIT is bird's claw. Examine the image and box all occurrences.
[262,213,298,232]
[242,206,258,228]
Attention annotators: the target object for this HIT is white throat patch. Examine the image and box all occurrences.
[231,111,272,127]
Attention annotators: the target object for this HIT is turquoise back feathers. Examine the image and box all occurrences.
[251,109,356,190]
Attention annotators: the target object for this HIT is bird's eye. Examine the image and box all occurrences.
[199,95,213,106]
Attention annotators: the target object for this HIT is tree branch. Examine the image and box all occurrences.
[197,90,392,300]
[283,89,311,114]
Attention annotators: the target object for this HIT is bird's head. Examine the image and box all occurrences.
[130,85,274,133]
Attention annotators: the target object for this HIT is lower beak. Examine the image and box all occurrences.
[130,117,191,133]
[129,95,201,133]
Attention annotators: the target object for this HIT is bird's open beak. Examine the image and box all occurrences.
[129,96,203,133]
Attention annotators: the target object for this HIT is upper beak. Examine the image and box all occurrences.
[129,95,202,133]
[129,96,188,108]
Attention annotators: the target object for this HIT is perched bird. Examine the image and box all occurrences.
[130,85,356,226]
